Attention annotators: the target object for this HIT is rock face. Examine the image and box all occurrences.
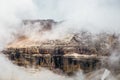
[3,47,101,74]
[23,19,57,30]
[2,20,120,75]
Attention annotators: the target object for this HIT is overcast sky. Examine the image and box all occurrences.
[32,0,120,33]
[0,0,120,38]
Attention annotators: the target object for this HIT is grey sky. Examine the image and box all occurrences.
[32,0,120,33]
[33,0,120,20]
[0,0,120,41]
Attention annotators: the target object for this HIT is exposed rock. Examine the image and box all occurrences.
[2,20,120,75]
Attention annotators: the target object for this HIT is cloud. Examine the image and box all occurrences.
[0,0,120,80]
[34,0,120,33]
[0,0,39,49]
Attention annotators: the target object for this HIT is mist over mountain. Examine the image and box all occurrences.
[0,0,120,80]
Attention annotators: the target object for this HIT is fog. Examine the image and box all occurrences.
[0,0,120,80]
[34,0,120,33]
[0,53,119,80]
[0,0,120,43]
[0,54,85,80]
